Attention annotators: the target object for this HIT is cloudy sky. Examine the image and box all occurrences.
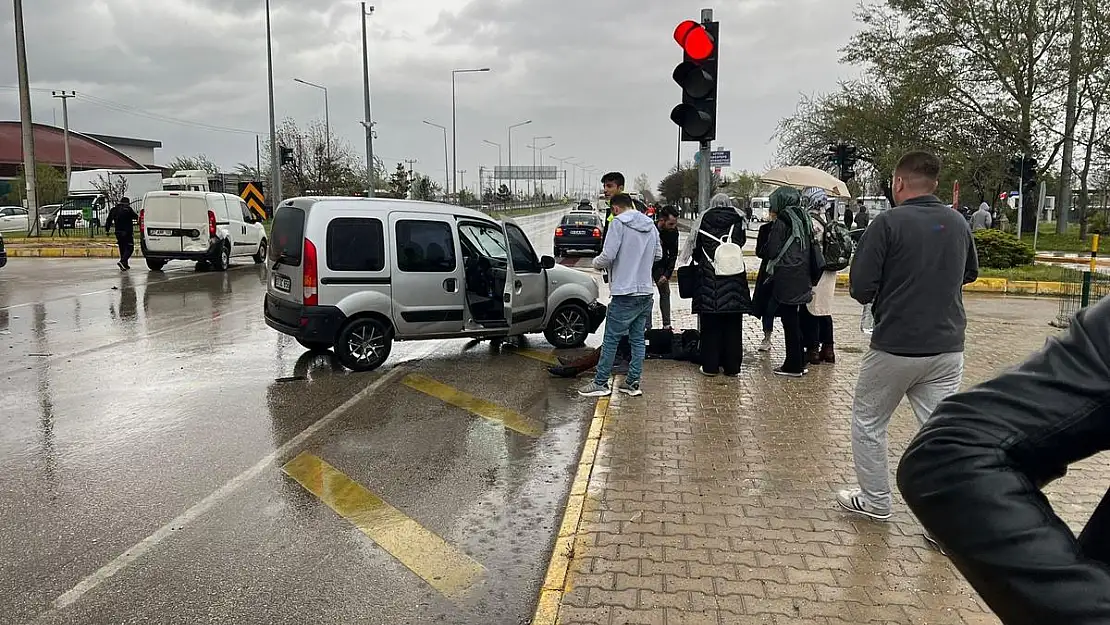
[1,0,861,194]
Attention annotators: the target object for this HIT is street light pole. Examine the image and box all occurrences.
[265,0,281,205]
[507,120,532,199]
[529,135,552,198]
[361,3,375,197]
[14,0,37,234]
[451,67,490,198]
[423,120,450,199]
[293,78,329,166]
[51,91,75,185]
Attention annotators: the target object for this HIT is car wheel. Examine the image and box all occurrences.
[253,239,267,264]
[553,246,562,258]
[146,258,167,271]
[544,303,589,348]
[335,317,393,372]
[213,242,231,272]
[296,338,332,352]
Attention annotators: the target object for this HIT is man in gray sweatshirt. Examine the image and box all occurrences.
[579,193,662,398]
[836,151,979,522]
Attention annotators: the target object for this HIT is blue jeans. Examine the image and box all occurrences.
[594,294,653,386]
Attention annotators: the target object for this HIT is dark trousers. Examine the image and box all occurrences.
[698,313,743,375]
[116,234,134,267]
[777,304,806,373]
[800,308,834,349]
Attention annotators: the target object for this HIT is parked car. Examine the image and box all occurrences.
[0,231,7,269]
[140,191,267,272]
[553,212,604,257]
[37,204,62,230]
[0,206,29,233]
[264,197,606,371]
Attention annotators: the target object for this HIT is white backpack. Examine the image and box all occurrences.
[698,224,745,276]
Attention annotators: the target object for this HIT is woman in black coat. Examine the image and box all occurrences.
[691,195,752,376]
[755,187,814,377]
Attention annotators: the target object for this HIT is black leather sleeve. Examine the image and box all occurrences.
[897,297,1110,625]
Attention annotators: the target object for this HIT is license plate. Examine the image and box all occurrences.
[570,229,588,235]
[273,274,291,292]
[151,229,173,237]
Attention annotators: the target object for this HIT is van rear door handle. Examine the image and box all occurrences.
[443,278,457,292]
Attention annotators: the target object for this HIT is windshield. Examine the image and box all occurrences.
[459,223,508,259]
[269,206,305,265]
[561,215,599,226]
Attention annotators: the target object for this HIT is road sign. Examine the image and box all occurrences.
[239,181,267,219]
[709,150,731,167]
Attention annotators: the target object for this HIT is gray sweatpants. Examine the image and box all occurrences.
[851,348,965,512]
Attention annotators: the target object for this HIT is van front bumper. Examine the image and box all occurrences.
[264,293,346,345]
[587,301,606,332]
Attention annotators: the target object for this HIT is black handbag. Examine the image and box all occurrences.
[808,240,826,286]
[677,264,698,299]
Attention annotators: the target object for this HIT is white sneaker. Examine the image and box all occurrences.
[835,489,891,520]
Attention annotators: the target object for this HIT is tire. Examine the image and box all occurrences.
[253,239,267,264]
[146,258,167,271]
[296,338,332,352]
[553,245,562,258]
[335,317,393,372]
[213,241,231,272]
[544,303,590,348]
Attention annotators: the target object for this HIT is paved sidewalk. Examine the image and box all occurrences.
[553,294,1093,625]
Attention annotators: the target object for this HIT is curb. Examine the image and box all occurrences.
[737,271,1069,297]
[530,396,610,625]
[5,247,142,259]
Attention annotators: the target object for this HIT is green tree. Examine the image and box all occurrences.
[724,170,762,202]
[10,163,68,205]
[410,174,440,201]
[496,184,512,204]
[166,154,220,175]
[388,163,411,198]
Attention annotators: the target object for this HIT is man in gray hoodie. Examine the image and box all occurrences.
[579,193,662,398]
[971,202,993,231]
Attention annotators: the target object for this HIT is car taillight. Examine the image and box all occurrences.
[555,227,564,236]
[592,227,601,238]
[207,210,216,237]
[303,238,318,306]
[139,209,144,232]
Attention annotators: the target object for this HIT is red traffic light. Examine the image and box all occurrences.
[673,20,714,61]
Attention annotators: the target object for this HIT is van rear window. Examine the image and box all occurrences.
[269,206,305,266]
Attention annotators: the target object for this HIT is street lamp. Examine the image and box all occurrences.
[451,67,491,197]
[423,120,450,199]
[529,135,552,197]
[551,156,573,197]
[361,2,375,197]
[265,0,280,205]
[529,138,555,196]
[293,78,330,160]
[483,140,502,193]
[507,120,532,199]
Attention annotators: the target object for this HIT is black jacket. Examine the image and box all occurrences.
[690,206,751,315]
[652,226,679,281]
[106,202,137,237]
[755,213,812,307]
[898,297,1110,625]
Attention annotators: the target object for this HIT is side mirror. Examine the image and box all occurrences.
[540,255,556,270]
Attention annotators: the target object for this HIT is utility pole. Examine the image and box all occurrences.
[14,0,39,235]
[1057,0,1084,233]
[265,0,281,205]
[256,135,262,180]
[404,158,417,185]
[457,169,467,196]
[51,91,75,185]
[361,3,376,197]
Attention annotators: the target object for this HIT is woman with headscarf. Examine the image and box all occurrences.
[801,187,838,365]
[684,193,751,376]
[755,187,814,377]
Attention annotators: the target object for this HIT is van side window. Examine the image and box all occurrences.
[327,218,385,272]
[396,220,456,273]
[505,223,540,273]
[240,200,254,222]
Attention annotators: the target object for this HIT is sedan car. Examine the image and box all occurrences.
[0,206,29,233]
[37,204,62,230]
[0,231,6,269]
[554,212,604,257]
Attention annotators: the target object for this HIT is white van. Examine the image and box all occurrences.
[750,197,771,222]
[264,197,606,372]
[140,191,267,271]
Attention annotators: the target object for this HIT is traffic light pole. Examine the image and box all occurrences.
[698,141,711,216]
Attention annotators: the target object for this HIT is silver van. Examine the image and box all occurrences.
[264,198,606,371]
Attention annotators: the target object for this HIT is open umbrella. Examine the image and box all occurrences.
[761,165,851,198]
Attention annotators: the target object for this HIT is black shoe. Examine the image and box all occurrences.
[117,261,126,271]
[773,367,804,378]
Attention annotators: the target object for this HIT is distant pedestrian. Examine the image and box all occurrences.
[105,196,138,271]
[689,193,751,377]
[898,297,1110,625]
[843,206,854,230]
[854,203,870,230]
[652,205,680,330]
[755,187,813,378]
[579,193,662,398]
[835,151,979,521]
[971,202,993,231]
[802,187,839,366]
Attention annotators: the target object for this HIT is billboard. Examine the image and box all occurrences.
[493,165,558,181]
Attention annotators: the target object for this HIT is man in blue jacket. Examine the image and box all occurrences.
[579,193,662,398]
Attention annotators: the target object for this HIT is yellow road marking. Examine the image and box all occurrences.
[531,396,610,625]
[281,452,485,600]
[402,373,545,437]
[505,346,561,366]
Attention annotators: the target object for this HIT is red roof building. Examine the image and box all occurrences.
[0,121,160,179]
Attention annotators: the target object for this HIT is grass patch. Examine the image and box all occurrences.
[979,264,1084,282]
[1032,223,1106,254]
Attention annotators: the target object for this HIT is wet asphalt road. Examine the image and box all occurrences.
[0,208,595,625]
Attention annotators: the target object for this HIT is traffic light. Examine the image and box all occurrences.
[827,143,859,183]
[280,146,294,166]
[670,19,719,142]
